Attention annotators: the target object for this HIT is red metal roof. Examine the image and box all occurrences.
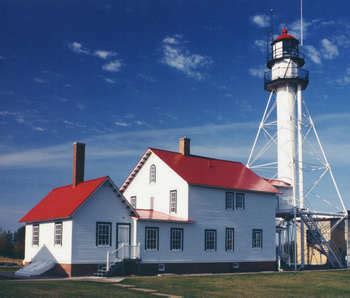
[135,209,192,223]
[19,176,109,223]
[275,27,297,42]
[150,148,278,194]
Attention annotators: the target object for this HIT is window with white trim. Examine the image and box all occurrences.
[32,224,39,246]
[145,227,159,250]
[130,196,137,208]
[170,228,183,251]
[252,229,263,248]
[54,222,63,246]
[235,193,245,210]
[225,192,234,209]
[149,164,156,183]
[204,229,217,251]
[169,190,177,213]
[96,222,112,246]
[225,228,234,251]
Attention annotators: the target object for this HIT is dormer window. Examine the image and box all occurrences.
[149,164,156,183]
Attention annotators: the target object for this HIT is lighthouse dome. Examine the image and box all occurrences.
[274,28,297,43]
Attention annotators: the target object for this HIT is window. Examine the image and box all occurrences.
[145,227,159,250]
[170,228,183,251]
[32,224,39,246]
[252,229,263,248]
[149,164,156,183]
[54,222,63,246]
[205,229,217,251]
[225,192,234,209]
[130,196,137,208]
[235,193,245,210]
[96,222,112,246]
[169,190,177,213]
[225,228,234,251]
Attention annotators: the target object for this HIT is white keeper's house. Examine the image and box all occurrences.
[18,138,279,277]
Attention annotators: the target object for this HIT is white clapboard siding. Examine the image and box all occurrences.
[24,220,73,264]
[138,185,277,263]
[71,181,132,264]
[123,152,189,219]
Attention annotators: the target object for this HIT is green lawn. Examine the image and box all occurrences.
[0,280,152,298]
[0,266,20,272]
[1,270,350,297]
[122,270,350,298]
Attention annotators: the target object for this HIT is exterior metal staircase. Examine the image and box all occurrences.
[300,211,345,268]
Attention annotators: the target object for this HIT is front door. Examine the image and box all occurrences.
[116,223,130,249]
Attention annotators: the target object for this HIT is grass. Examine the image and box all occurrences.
[0,280,153,298]
[0,266,20,272]
[1,270,350,297]
[122,270,350,298]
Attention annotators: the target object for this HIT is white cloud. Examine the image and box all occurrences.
[254,40,267,52]
[0,121,256,168]
[114,121,129,127]
[162,36,180,45]
[34,77,46,84]
[63,120,86,128]
[251,14,270,28]
[321,38,339,59]
[289,19,309,39]
[15,116,25,124]
[33,126,46,132]
[76,103,86,110]
[161,35,212,80]
[248,67,265,78]
[94,50,117,59]
[334,34,350,48]
[336,67,350,86]
[137,73,157,83]
[104,77,116,84]
[0,111,18,117]
[304,45,322,64]
[1,113,350,177]
[68,41,90,55]
[135,120,146,126]
[102,60,122,72]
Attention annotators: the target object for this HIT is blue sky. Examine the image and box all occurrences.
[1,0,350,230]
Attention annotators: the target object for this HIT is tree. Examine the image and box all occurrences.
[13,226,25,259]
[0,226,25,259]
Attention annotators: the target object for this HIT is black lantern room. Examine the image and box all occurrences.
[267,28,305,69]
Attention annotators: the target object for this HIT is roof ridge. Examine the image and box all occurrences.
[150,147,243,165]
[51,176,109,191]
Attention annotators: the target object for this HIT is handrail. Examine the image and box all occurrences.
[106,243,141,272]
[264,68,309,87]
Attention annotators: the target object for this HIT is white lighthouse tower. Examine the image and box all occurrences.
[265,28,308,211]
[247,27,347,270]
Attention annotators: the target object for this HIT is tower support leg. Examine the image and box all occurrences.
[297,85,305,268]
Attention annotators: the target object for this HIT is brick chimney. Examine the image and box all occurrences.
[179,137,190,156]
[73,142,85,187]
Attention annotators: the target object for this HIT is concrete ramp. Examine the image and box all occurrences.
[15,259,55,277]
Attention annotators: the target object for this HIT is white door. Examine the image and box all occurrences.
[117,224,130,259]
